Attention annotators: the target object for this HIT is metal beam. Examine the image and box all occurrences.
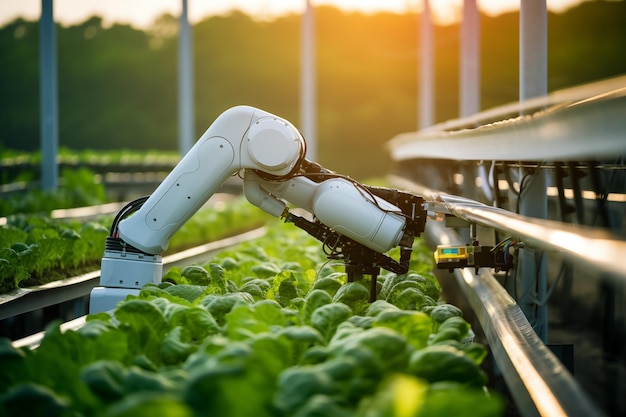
[519,0,549,341]
[389,86,626,162]
[178,0,194,155]
[460,0,480,117]
[300,0,317,160]
[520,0,548,102]
[39,0,58,190]
[419,0,434,129]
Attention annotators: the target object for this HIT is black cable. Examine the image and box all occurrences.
[503,162,521,197]
[109,196,150,236]
[515,164,542,214]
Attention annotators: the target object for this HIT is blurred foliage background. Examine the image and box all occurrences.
[1,2,625,179]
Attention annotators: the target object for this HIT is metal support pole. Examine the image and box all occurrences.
[419,0,434,129]
[520,0,547,101]
[178,0,194,155]
[300,0,317,161]
[518,170,548,341]
[39,0,58,191]
[518,0,548,342]
[460,0,480,117]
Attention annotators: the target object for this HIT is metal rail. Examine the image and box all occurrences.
[389,78,626,162]
[426,219,605,417]
[420,74,626,136]
[12,313,87,350]
[0,227,266,321]
[390,176,626,282]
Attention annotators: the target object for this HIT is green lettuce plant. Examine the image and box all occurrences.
[0,223,504,417]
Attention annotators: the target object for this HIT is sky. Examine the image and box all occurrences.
[0,0,588,28]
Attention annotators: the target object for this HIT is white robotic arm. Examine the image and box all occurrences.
[117,105,305,254]
[90,106,426,313]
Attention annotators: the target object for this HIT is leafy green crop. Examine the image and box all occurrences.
[0,215,111,291]
[0,223,504,417]
[0,167,108,216]
[0,196,270,294]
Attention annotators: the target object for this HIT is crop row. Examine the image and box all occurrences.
[1,167,108,216]
[0,197,271,294]
[1,148,184,216]
[0,223,504,417]
[1,149,180,186]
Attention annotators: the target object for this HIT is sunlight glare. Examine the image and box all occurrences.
[0,0,589,29]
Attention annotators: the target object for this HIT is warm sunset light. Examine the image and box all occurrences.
[1,1,624,414]
[0,0,588,28]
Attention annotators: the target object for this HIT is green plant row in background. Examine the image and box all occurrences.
[0,223,504,417]
[1,149,186,216]
[0,197,271,294]
[0,148,180,185]
[0,167,109,217]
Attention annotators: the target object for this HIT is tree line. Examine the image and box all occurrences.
[1,1,625,179]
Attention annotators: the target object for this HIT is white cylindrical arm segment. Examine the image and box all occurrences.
[246,172,407,254]
[244,172,318,217]
[243,172,288,218]
[119,135,237,254]
[312,179,406,253]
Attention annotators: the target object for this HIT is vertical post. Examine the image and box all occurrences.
[419,0,434,129]
[460,0,482,202]
[520,0,547,101]
[178,0,194,156]
[518,0,548,343]
[300,0,317,160]
[460,0,480,118]
[39,0,58,190]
